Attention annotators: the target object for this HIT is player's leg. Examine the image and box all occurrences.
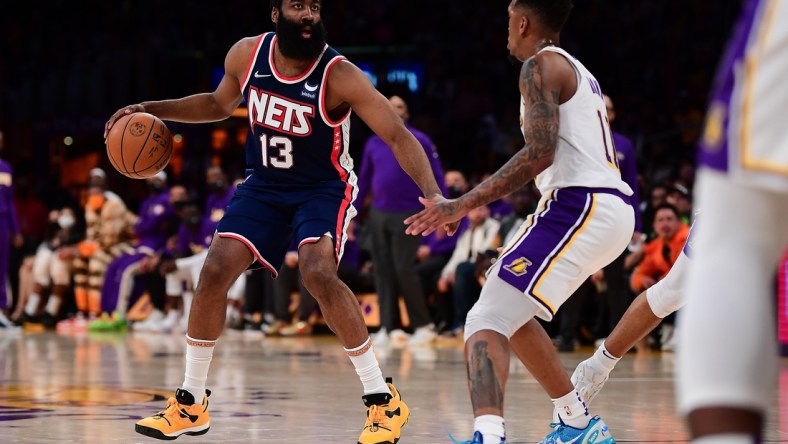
[463,271,541,444]
[569,249,690,407]
[298,237,409,444]
[295,186,408,444]
[503,191,631,443]
[677,170,788,442]
[134,235,253,440]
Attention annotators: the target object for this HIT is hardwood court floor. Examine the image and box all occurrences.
[1,329,787,443]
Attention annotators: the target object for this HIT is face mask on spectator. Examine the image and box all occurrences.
[186,216,201,227]
[209,180,225,192]
[58,214,75,229]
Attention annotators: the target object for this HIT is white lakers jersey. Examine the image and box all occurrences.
[521,46,633,197]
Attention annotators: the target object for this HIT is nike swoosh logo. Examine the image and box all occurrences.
[254,71,271,78]
[559,436,583,444]
[304,81,318,92]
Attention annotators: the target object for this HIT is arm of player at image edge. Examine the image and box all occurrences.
[324,60,453,223]
[404,51,565,237]
[103,36,255,138]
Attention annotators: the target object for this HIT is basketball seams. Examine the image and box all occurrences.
[118,114,135,175]
[130,114,156,175]
[134,122,173,176]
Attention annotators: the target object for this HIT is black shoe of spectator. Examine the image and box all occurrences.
[557,337,575,352]
[40,313,58,329]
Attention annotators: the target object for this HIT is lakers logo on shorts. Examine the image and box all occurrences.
[503,257,532,277]
[702,101,726,152]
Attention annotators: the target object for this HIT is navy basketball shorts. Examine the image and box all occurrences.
[216,176,357,277]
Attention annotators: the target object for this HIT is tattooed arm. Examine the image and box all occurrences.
[404,50,576,236]
[456,51,568,210]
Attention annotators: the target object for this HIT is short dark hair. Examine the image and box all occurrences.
[654,202,681,219]
[271,0,282,10]
[515,0,573,33]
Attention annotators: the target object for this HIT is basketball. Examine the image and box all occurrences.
[106,112,173,179]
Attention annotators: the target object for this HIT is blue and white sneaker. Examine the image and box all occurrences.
[449,431,506,443]
[538,415,615,444]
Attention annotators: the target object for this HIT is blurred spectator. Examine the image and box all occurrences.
[416,170,469,334]
[91,172,177,331]
[630,203,689,293]
[0,130,23,328]
[64,181,136,329]
[641,183,669,241]
[438,204,499,335]
[666,182,693,224]
[15,206,84,328]
[9,175,48,313]
[356,95,445,347]
[628,202,689,351]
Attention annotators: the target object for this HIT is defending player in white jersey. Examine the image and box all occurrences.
[676,0,788,442]
[405,1,633,442]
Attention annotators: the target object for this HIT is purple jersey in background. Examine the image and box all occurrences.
[613,131,643,232]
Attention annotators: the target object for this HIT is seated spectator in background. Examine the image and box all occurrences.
[15,206,84,328]
[630,203,690,293]
[418,170,468,334]
[629,203,689,351]
[10,175,49,313]
[140,167,241,334]
[92,172,177,330]
[666,182,693,224]
[64,182,136,329]
[642,183,669,241]
[438,204,499,335]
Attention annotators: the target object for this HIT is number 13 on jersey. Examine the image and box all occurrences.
[260,134,294,169]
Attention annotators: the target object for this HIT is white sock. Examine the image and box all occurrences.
[693,434,754,444]
[345,337,390,395]
[553,389,590,429]
[45,296,62,317]
[25,293,41,316]
[474,414,505,444]
[591,341,620,374]
[181,335,216,402]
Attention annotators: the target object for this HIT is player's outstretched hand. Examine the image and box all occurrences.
[404,195,466,237]
[104,104,146,139]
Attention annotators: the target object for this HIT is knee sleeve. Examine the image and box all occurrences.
[645,251,689,318]
[464,262,541,341]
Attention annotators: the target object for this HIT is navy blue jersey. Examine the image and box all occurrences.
[241,32,354,185]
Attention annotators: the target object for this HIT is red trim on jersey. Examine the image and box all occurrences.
[320,57,352,127]
[269,35,325,83]
[241,34,267,92]
[330,126,352,263]
[217,232,279,278]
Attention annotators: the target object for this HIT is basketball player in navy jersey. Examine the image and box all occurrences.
[105,1,445,442]
[676,0,788,442]
[407,1,624,443]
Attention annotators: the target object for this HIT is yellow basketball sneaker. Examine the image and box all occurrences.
[135,388,210,440]
[358,378,410,444]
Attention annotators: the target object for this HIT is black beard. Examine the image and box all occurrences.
[507,53,520,65]
[276,15,326,61]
